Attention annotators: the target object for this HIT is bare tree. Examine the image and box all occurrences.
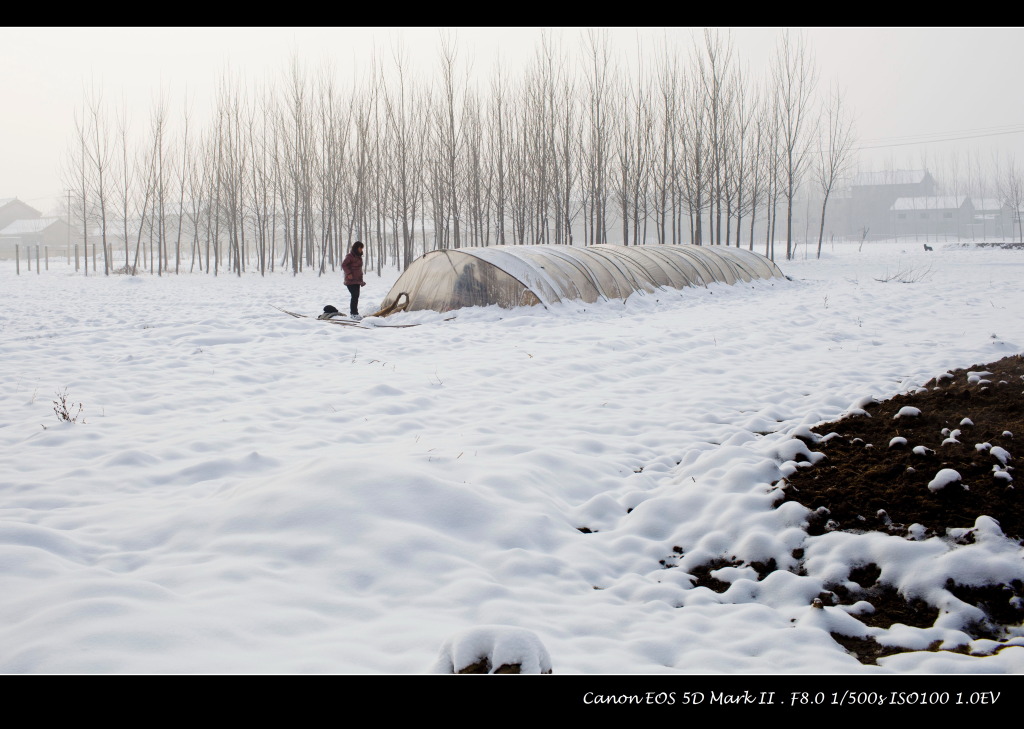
[147,92,171,275]
[245,82,276,275]
[114,97,136,272]
[173,94,195,274]
[697,29,735,245]
[680,67,710,244]
[436,32,465,249]
[742,90,770,251]
[462,87,490,247]
[278,55,315,274]
[999,154,1024,244]
[652,41,682,245]
[554,49,581,245]
[66,100,91,274]
[184,126,209,273]
[581,29,615,245]
[763,92,783,260]
[771,30,818,260]
[488,61,511,245]
[533,32,575,245]
[82,83,114,275]
[730,67,758,248]
[614,38,653,246]
[814,83,855,258]
[505,83,531,245]
[383,41,424,268]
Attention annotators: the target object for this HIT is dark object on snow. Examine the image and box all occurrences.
[923,244,933,251]
[318,305,344,320]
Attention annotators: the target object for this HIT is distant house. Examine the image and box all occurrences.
[0,216,73,258]
[891,196,973,240]
[848,170,937,239]
[0,197,42,231]
[968,198,1012,239]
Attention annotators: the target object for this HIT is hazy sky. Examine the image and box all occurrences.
[3,26,1023,214]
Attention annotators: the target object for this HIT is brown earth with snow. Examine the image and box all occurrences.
[777,353,1023,663]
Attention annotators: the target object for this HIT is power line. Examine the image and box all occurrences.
[859,122,1024,144]
[855,124,1024,151]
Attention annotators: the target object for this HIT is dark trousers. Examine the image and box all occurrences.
[347,284,361,315]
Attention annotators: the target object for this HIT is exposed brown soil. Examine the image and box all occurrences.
[782,353,1023,542]
[780,353,1024,662]
[667,355,1023,664]
[456,657,552,674]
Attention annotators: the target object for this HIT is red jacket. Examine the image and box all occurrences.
[342,252,364,285]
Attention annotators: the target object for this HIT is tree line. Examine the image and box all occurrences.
[63,29,858,277]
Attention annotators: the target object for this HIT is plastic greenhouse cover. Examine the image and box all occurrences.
[466,246,568,306]
[378,244,784,315]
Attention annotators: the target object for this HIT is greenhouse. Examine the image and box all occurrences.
[374,243,785,316]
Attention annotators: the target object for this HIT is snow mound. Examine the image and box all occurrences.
[990,446,1012,465]
[431,626,553,674]
[927,468,963,492]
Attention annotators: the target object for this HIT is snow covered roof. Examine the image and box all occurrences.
[971,198,1005,212]
[852,170,930,187]
[0,216,63,235]
[891,196,969,211]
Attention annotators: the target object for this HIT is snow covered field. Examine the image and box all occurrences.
[1,240,1022,675]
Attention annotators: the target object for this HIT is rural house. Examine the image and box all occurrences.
[890,196,973,240]
[0,197,41,232]
[0,216,72,258]
[847,170,937,239]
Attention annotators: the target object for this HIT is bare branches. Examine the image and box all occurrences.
[998,154,1024,244]
[58,30,851,274]
[771,30,819,260]
[874,262,934,283]
[52,388,84,424]
[815,83,856,258]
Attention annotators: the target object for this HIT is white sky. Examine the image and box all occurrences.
[4,26,1024,214]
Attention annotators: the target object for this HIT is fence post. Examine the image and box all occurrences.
[15,244,19,275]
[45,246,49,270]
[36,245,40,274]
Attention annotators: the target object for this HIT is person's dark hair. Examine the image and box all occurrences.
[352,241,364,254]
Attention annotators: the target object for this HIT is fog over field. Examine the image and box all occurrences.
[3,27,1024,214]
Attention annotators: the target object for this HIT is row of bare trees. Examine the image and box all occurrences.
[928,148,1024,242]
[63,30,857,276]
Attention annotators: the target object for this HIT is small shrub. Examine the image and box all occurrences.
[874,263,933,284]
[53,388,84,424]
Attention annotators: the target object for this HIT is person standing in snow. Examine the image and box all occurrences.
[342,241,366,319]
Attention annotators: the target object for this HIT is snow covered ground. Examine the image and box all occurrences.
[1,239,1022,674]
